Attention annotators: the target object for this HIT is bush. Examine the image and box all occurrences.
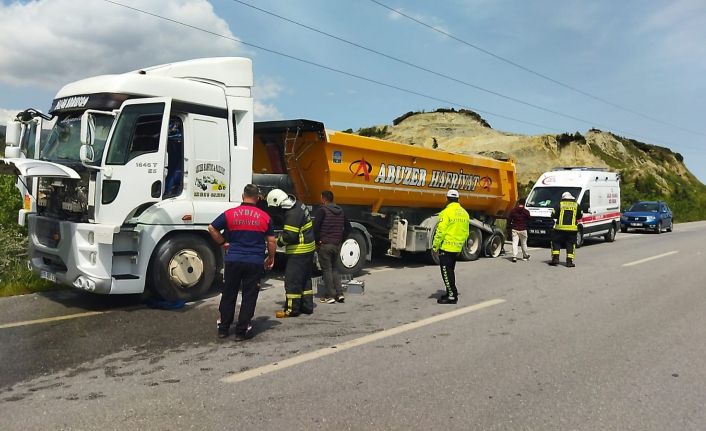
[357,126,389,139]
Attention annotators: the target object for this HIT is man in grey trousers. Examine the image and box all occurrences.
[313,190,351,304]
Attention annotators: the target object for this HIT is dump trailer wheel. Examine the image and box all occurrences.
[483,230,505,258]
[337,230,367,275]
[460,226,483,261]
[149,234,216,302]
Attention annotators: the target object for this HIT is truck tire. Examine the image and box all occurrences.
[149,234,216,302]
[460,226,482,261]
[604,223,616,242]
[483,229,505,258]
[337,230,367,275]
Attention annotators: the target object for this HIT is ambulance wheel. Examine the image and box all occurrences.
[604,223,616,242]
[460,227,482,261]
[575,228,584,248]
[338,230,367,275]
[149,234,216,302]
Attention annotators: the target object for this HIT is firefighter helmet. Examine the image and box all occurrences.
[266,189,295,209]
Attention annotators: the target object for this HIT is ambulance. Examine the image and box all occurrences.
[525,167,621,246]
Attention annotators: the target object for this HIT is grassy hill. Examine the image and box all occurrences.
[349,108,706,222]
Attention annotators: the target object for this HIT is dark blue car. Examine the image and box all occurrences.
[620,201,673,233]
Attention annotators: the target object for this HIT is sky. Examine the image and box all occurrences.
[1,0,705,182]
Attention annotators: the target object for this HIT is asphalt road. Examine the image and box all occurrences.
[1,222,706,430]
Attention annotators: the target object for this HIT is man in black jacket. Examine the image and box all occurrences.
[266,189,316,317]
[313,190,352,304]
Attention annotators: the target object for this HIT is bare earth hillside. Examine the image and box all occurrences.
[354,109,706,221]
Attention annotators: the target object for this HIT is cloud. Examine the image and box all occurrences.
[384,7,450,34]
[252,78,283,120]
[638,0,706,68]
[0,109,21,126]
[0,0,240,88]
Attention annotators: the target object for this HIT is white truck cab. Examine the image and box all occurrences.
[525,167,621,246]
[1,57,255,300]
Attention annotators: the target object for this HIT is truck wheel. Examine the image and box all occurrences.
[604,223,616,242]
[460,227,482,261]
[575,228,584,248]
[149,234,216,302]
[337,230,367,275]
[483,230,505,258]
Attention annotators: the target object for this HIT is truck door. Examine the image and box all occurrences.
[99,98,172,225]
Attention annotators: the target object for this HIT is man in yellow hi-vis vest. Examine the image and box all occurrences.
[266,189,316,317]
[550,192,583,267]
[432,189,470,304]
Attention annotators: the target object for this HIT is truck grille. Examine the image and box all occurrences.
[35,218,61,248]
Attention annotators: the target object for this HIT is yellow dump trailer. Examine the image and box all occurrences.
[253,120,518,273]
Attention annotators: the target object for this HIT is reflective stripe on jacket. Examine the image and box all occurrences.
[432,202,470,253]
[553,200,581,231]
[278,201,316,254]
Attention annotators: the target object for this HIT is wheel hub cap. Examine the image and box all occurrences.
[168,249,204,289]
[340,239,361,268]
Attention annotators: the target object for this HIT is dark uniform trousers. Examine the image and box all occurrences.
[439,251,460,299]
[551,230,576,260]
[219,262,263,335]
[284,252,315,316]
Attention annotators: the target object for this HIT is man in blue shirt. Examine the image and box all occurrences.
[209,184,276,341]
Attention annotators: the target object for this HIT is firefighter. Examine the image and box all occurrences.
[266,189,316,317]
[550,191,583,267]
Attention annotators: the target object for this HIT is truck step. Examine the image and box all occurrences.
[112,274,140,280]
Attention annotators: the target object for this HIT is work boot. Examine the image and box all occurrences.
[566,258,575,268]
[437,295,458,304]
[549,256,559,266]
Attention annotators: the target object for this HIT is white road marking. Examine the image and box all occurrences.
[0,311,109,330]
[622,251,679,267]
[222,298,505,384]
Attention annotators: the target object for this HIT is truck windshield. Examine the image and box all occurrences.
[527,187,582,208]
[41,113,113,165]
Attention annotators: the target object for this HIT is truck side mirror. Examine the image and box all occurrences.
[79,145,95,163]
[79,111,95,147]
[5,121,21,147]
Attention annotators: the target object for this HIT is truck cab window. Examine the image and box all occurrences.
[106,103,165,165]
[164,117,184,198]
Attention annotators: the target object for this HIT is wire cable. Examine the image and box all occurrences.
[229,0,642,138]
[101,0,563,132]
[369,0,706,137]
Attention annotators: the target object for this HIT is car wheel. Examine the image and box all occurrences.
[656,221,662,234]
[620,225,627,233]
[667,221,673,232]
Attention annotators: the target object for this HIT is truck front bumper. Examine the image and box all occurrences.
[28,215,119,294]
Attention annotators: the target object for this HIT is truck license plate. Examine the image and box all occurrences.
[40,271,56,282]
